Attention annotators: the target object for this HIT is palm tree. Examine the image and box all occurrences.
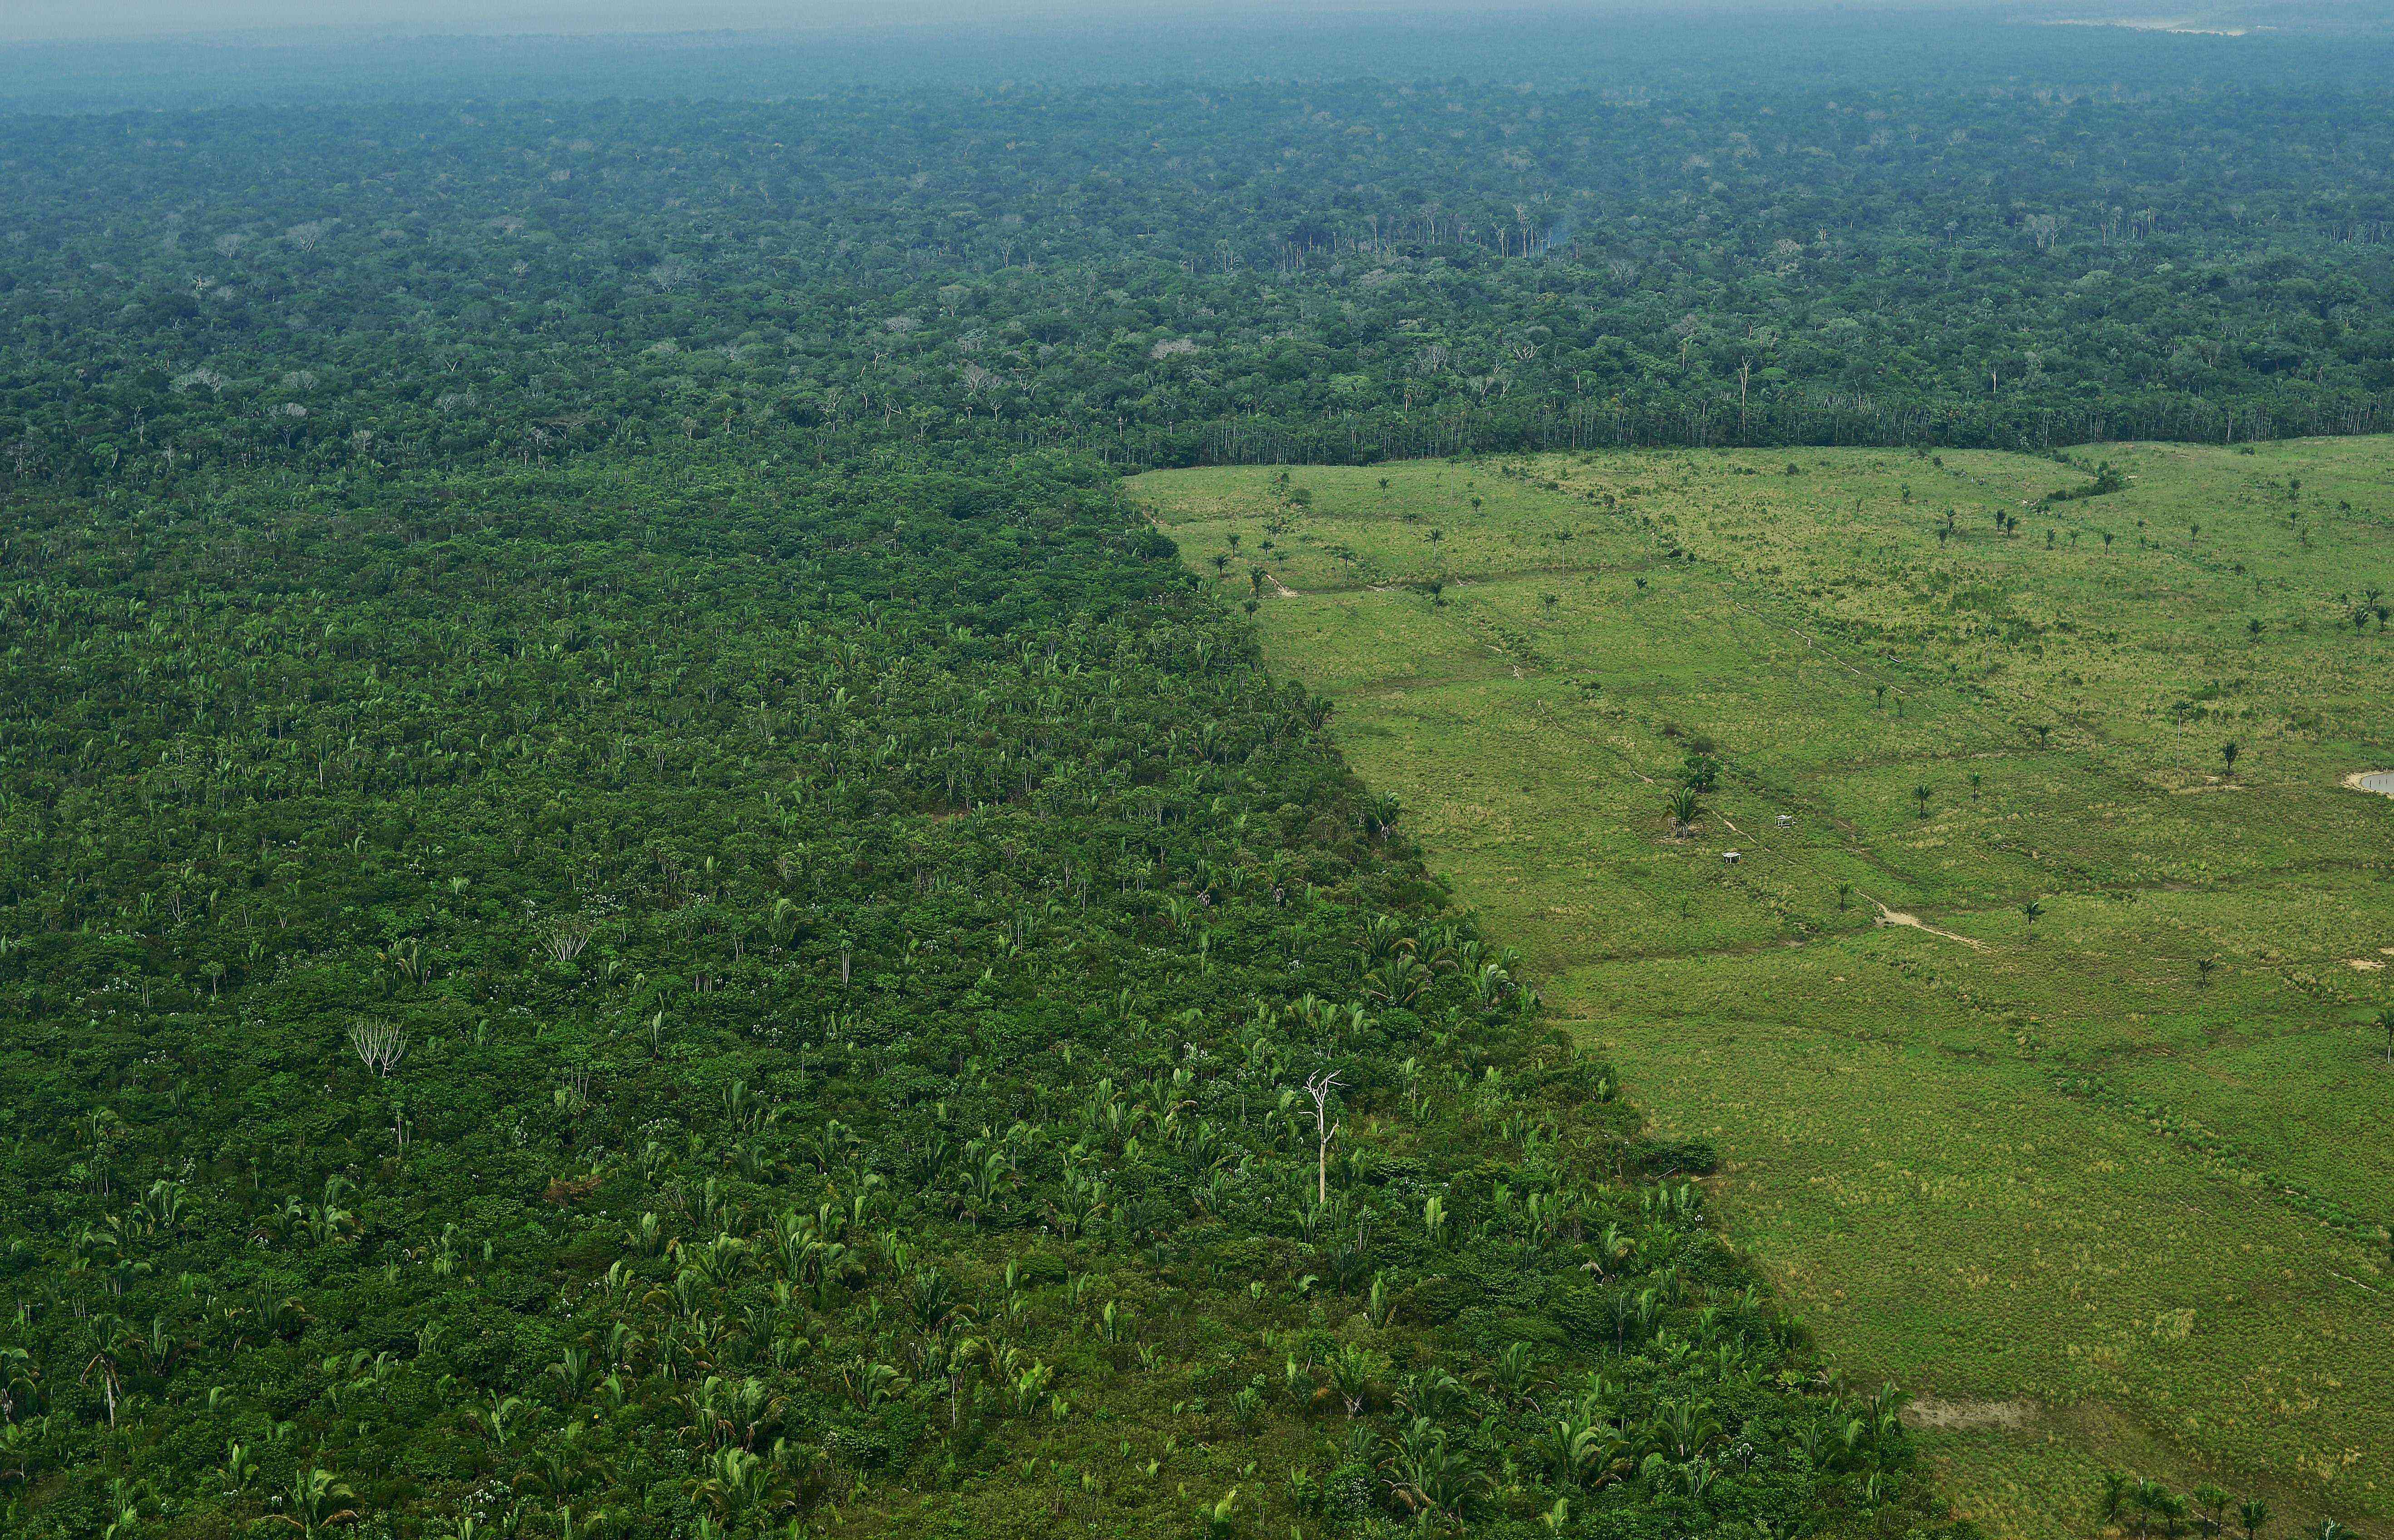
[2376,1006,2394,1064]
[2193,1485,2230,1539]
[1317,1343,1384,1418]
[2098,1472,2130,1527]
[1666,787,1700,837]
[2130,1478,2170,1539]
[2237,1497,2271,1540]
[1913,784,1933,818]
[2020,898,2043,938]
[276,1467,360,1535]
[2221,740,2240,777]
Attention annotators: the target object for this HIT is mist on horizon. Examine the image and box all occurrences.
[0,0,2221,46]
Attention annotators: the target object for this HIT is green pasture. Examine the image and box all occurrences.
[1130,438,2394,1540]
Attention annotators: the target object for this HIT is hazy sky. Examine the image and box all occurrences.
[0,0,2053,46]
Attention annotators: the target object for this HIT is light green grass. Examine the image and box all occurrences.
[1130,439,2394,1540]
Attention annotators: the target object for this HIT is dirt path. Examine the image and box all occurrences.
[1871,900,1989,951]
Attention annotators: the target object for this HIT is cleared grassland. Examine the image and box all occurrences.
[1130,439,2394,1540]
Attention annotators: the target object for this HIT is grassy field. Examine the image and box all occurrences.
[1130,439,2394,1540]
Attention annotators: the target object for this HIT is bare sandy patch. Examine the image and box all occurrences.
[1872,901,1989,952]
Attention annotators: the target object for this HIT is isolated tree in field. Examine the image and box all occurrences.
[2197,957,2217,987]
[1666,787,1700,836]
[2129,1479,2172,1540]
[1969,770,1984,800]
[2246,618,2262,643]
[2238,1498,2271,1540]
[2098,1473,2130,1527]
[2375,1006,2394,1064]
[2019,898,2043,938]
[2220,740,2239,777]
[1913,784,1932,818]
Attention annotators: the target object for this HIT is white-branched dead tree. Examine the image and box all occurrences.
[349,1019,408,1079]
[544,915,597,965]
[1302,1069,1344,1204]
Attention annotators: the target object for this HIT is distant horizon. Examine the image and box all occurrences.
[0,0,2189,47]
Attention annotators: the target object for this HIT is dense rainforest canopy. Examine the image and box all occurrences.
[0,21,2386,1540]
[2,73,2391,490]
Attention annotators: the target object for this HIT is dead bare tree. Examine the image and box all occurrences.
[1301,1069,1344,1204]
[544,915,597,965]
[349,1019,409,1079]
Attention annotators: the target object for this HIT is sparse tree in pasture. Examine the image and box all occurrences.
[2130,1479,2170,1540]
[2019,898,2043,938]
[2099,1472,2130,1526]
[2238,1499,2271,1540]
